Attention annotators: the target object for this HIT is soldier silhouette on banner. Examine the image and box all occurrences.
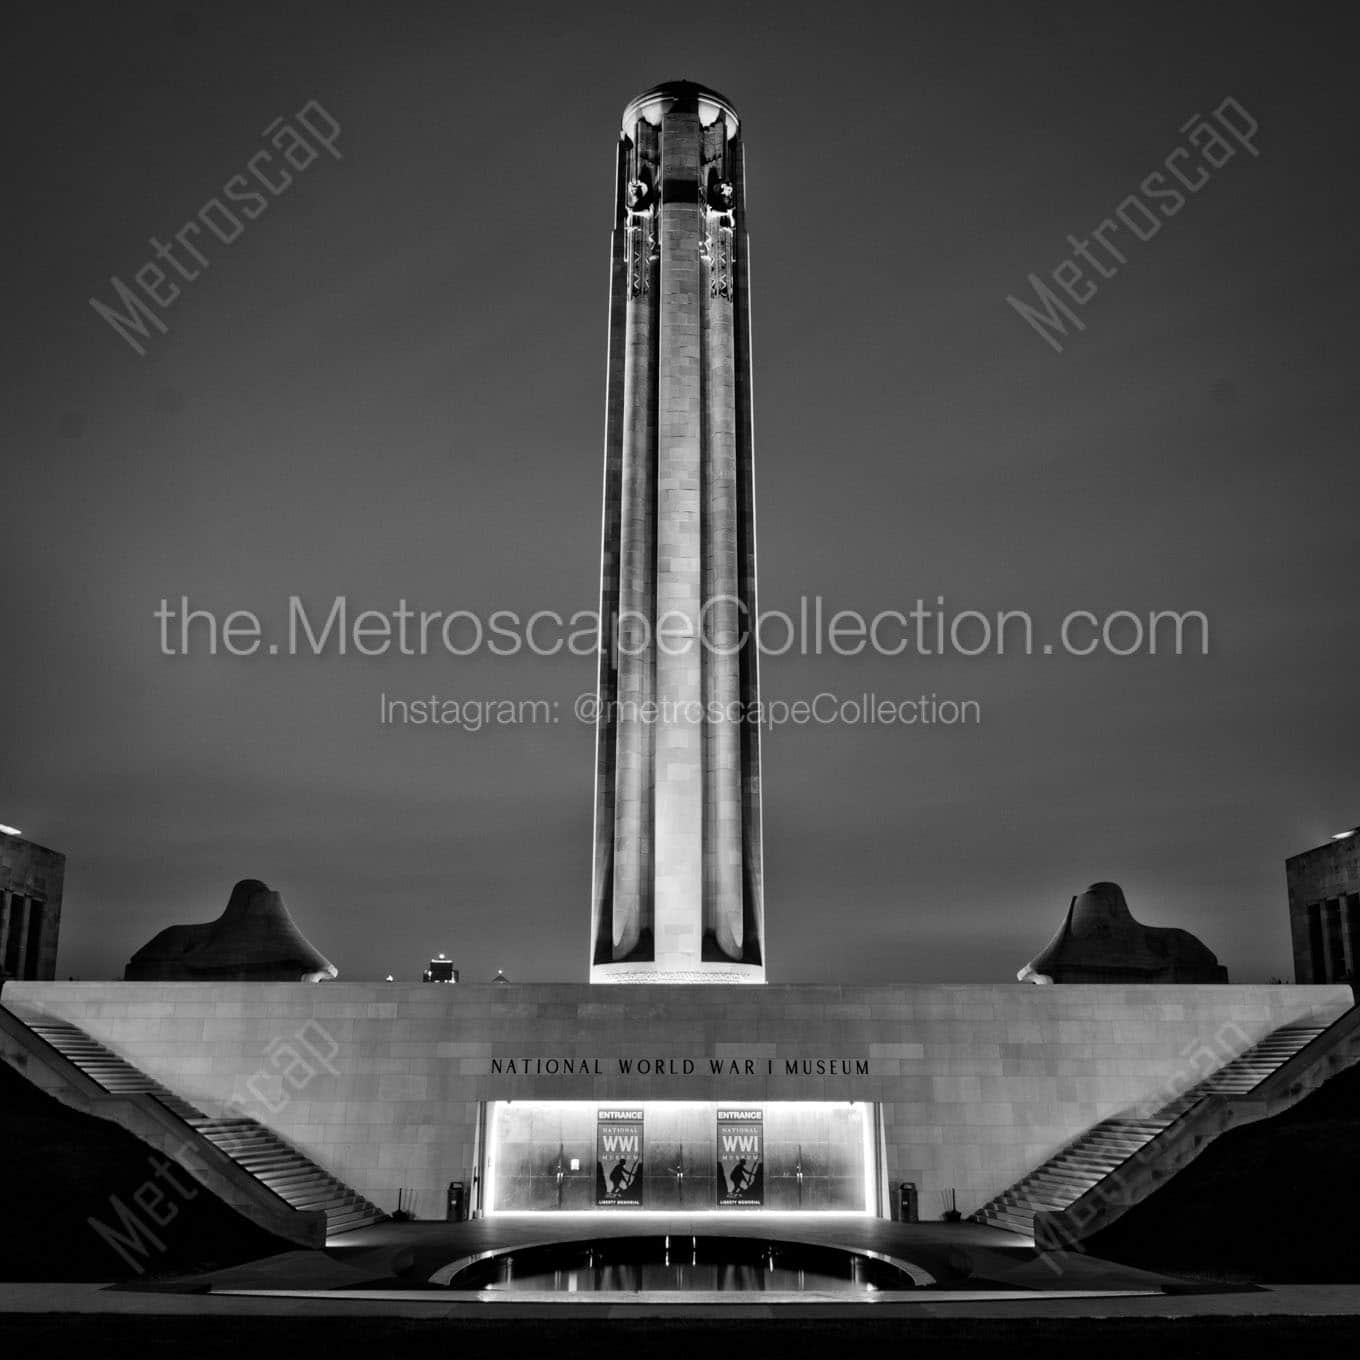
[607,1157,639,1197]
[725,1157,761,1199]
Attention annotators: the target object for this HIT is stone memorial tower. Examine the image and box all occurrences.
[590,82,765,983]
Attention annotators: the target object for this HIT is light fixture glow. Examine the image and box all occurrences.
[0,824,20,836]
[1332,831,1356,840]
[484,1100,875,1216]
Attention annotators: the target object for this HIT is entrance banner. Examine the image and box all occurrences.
[716,1107,763,1207]
[596,1107,644,1206]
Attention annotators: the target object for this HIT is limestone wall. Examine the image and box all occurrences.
[4,981,1349,1221]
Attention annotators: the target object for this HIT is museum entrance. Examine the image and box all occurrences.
[481,1101,878,1214]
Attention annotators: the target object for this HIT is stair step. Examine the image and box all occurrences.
[1023,1172,1101,1196]
[288,1193,353,1212]
[326,1203,375,1220]
[254,1168,335,1187]
[1052,1154,1125,1172]
[321,1204,373,1222]
[325,1216,371,1234]
[265,1187,340,1209]
[248,1168,328,1186]
[1046,1164,1119,1181]
[1015,1180,1089,1200]
[228,1157,313,1173]
[326,1213,383,1235]
[255,1170,333,1189]
[987,1212,1035,1236]
[1012,1174,1089,1193]
[220,1153,311,1170]
[326,1220,381,1238]
[1045,1161,1121,1179]
[1022,1175,1101,1197]
[1005,1195,1073,1213]
[206,1140,285,1154]
[1027,1167,1103,1187]
[1004,1183,1076,1204]
[217,1141,299,1155]
[278,1185,345,1203]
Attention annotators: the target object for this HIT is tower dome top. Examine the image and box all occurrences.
[621,81,740,140]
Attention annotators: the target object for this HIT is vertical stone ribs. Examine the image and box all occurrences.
[611,121,659,960]
[701,144,742,961]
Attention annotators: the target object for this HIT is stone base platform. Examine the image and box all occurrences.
[2,981,1349,1222]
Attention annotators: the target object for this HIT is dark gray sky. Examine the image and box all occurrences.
[4,0,1356,984]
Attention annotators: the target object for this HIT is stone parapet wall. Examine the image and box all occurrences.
[4,981,1349,1220]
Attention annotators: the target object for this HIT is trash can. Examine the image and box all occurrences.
[446,1180,467,1222]
[897,1181,918,1222]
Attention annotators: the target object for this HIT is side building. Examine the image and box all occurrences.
[1288,826,1360,983]
[0,830,65,981]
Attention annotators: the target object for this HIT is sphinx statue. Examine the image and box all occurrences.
[1018,881,1228,984]
[125,878,337,982]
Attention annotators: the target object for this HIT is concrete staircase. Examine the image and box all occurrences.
[20,1018,206,1120]
[19,1018,386,1239]
[973,1022,1334,1242]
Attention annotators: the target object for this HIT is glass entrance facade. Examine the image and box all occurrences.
[483,1101,876,1213]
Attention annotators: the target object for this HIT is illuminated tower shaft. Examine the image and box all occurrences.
[590,82,765,983]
